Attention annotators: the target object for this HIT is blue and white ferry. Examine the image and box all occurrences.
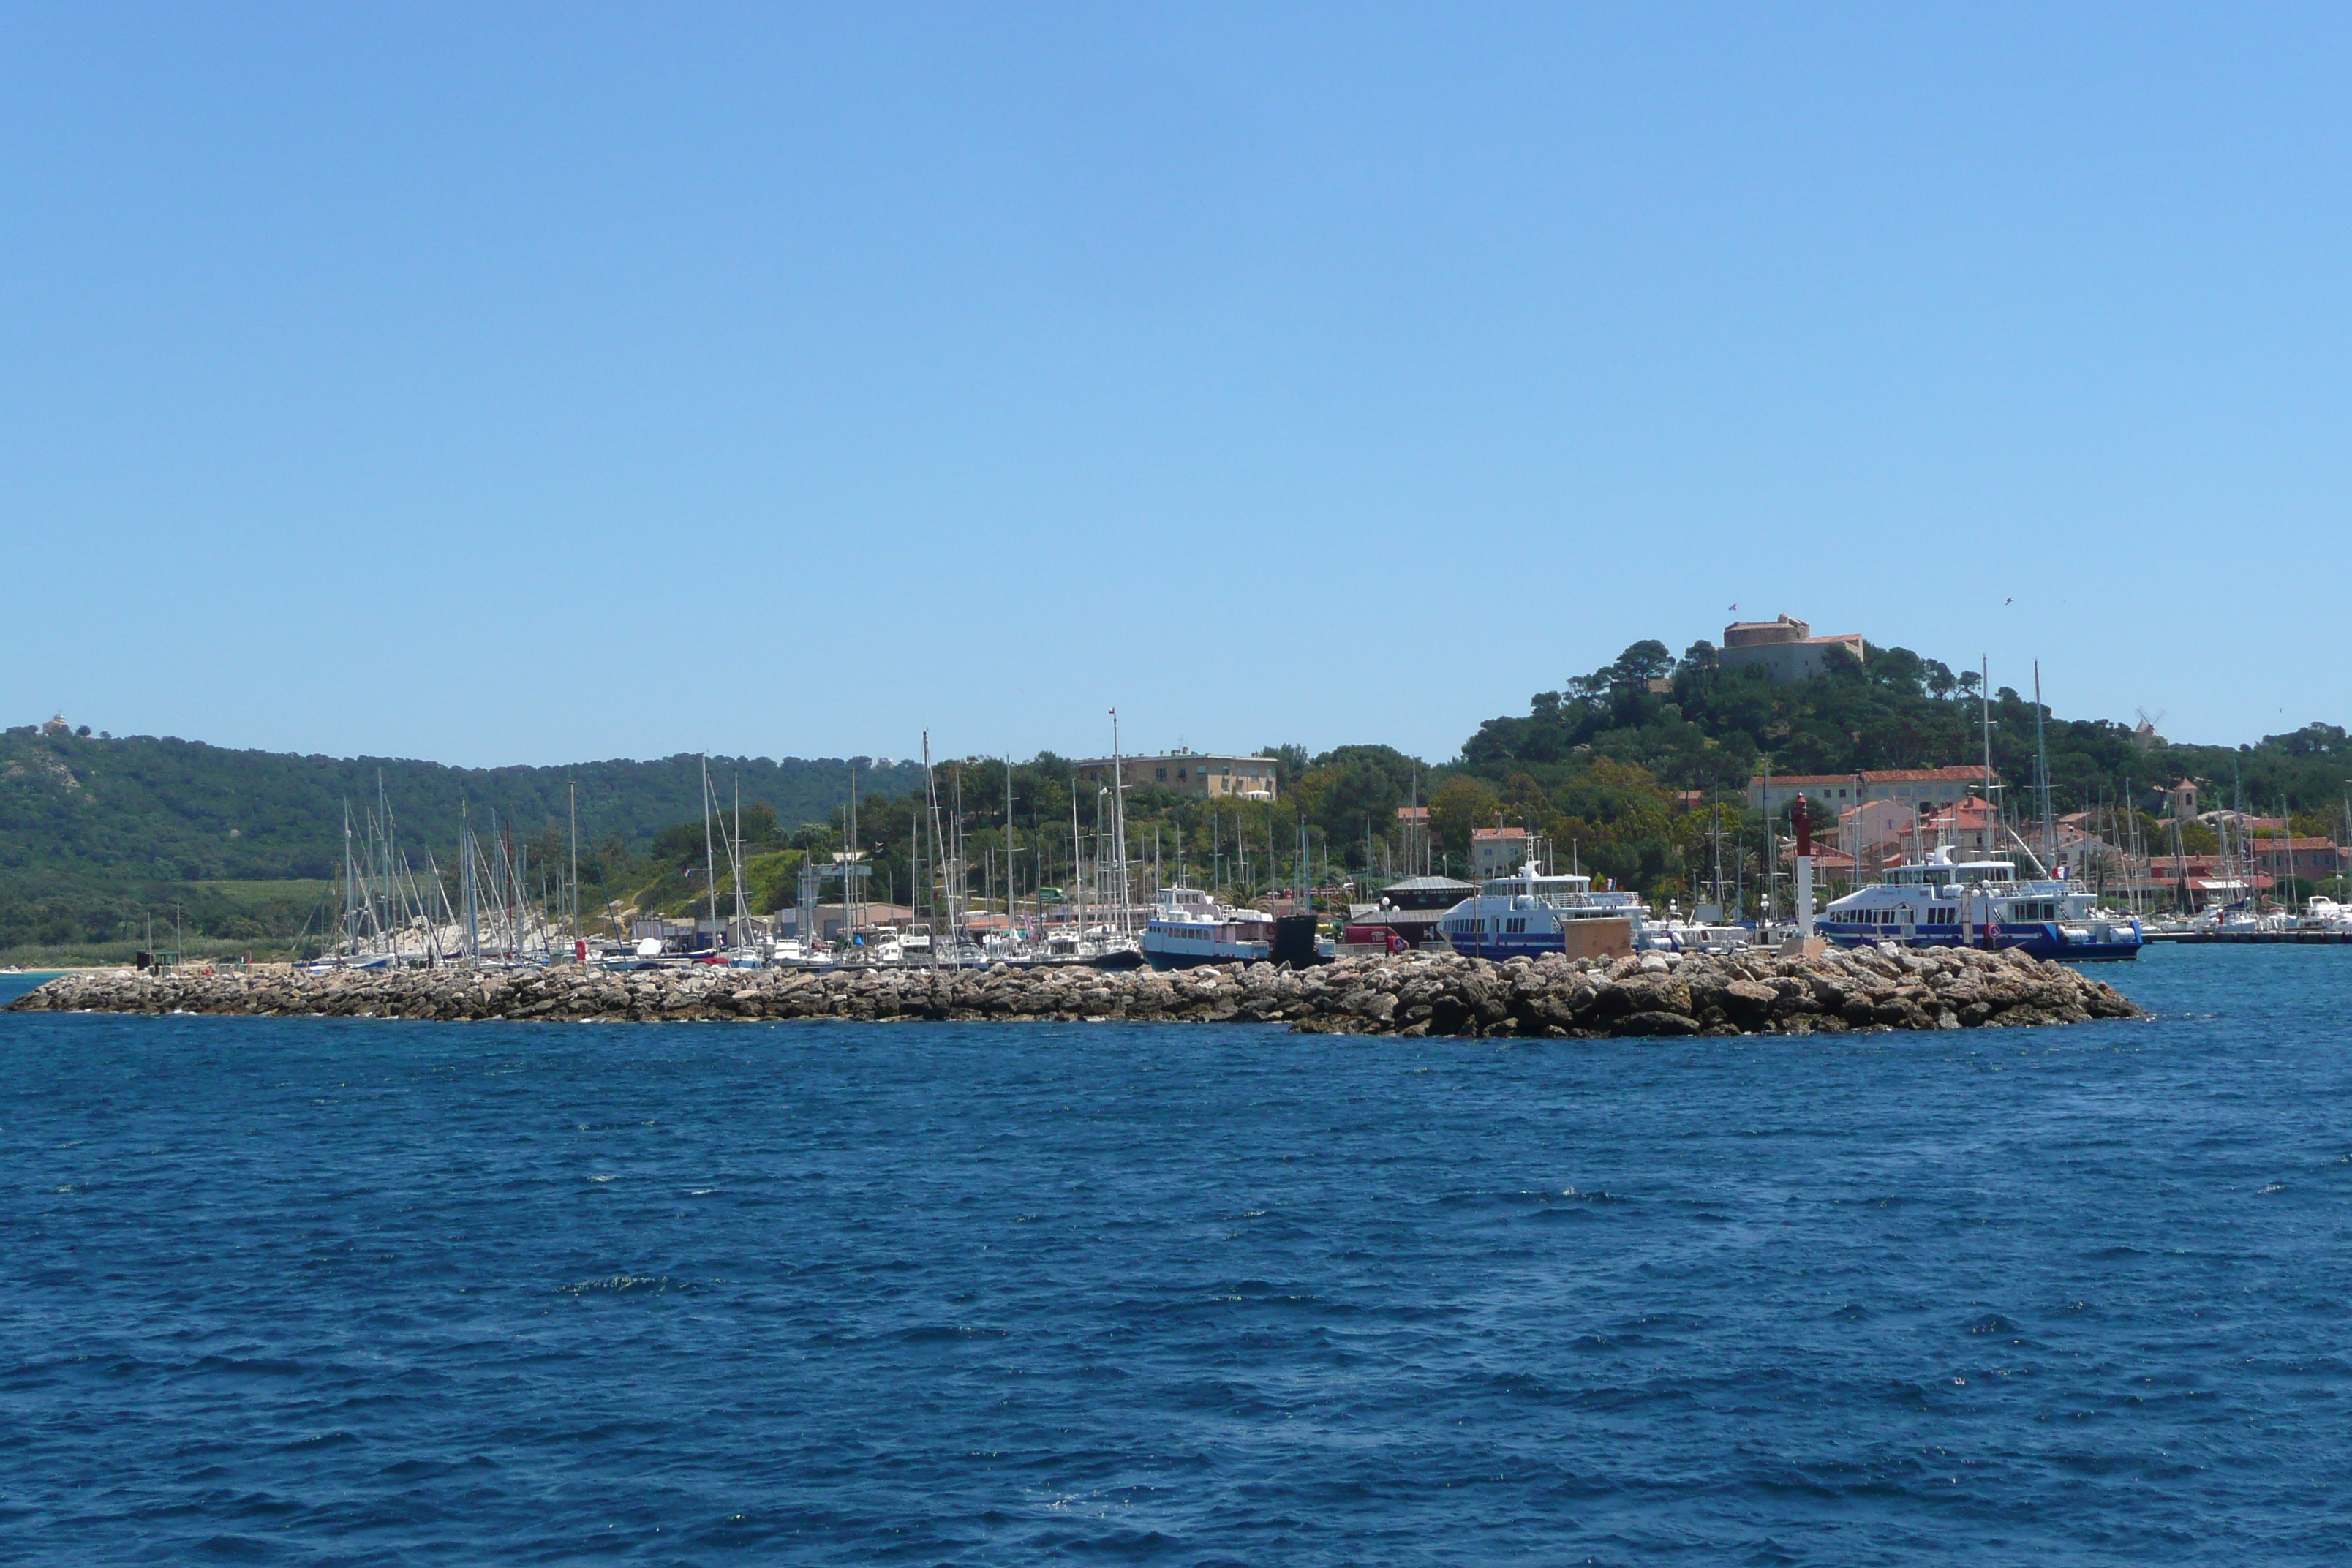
[1433,861,1653,959]
[1820,846,2142,962]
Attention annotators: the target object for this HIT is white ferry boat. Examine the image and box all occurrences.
[1820,846,2142,961]
[1432,861,1654,959]
[1141,886,1330,970]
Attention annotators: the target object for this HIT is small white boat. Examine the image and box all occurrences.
[2302,897,2352,933]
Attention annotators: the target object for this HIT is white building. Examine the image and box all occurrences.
[1750,766,1995,815]
[1471,826,1535,880]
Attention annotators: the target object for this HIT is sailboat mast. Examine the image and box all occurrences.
[461,799,478,962]
[1109,709,1131,935]
[732,772,748,940]
[342,801,356,959]
[702,756,718,954]
[2033,663,2057,874]
[923,732,947,962]
[1071,783,1085,937]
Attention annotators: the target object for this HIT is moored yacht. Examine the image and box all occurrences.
[1433,861,1653,959]
[1141,886,1331,970]
[1821,846,2142,961]
[2303,897,2352,933]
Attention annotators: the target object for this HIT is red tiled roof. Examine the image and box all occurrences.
[1858,767,1994,783]
[1750,766,1998,787]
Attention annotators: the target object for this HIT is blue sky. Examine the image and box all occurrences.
[5,5,2347,767]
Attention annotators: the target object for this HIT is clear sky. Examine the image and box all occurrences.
[5,5,2347,768]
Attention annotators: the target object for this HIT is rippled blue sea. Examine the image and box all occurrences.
[4,946,2351,1564]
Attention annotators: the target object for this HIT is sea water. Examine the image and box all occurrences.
[4,947,2349,1564]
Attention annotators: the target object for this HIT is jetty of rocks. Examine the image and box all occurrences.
[10,944,2139,1036]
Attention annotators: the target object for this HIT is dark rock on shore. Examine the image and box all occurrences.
[7,945,2142,1037]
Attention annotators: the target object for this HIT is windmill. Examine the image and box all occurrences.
[2133,707,2168,752]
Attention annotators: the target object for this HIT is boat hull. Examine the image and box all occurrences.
[1142,944,1265,971]
[1441,932,1574,960]
[1822,923,2143,962]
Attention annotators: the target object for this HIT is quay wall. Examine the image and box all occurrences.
[7,946,2141,1037]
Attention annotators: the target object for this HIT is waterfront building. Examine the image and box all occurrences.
[814,902,918,940]
[1719,613,1866,684]
[1470,826,1535,881]
[1844,804,1994,864]
[1072,748,1278,801]
[2148,856,2273,899]
[1837,798,1922,851]
[1750,766,1994,815]
[2250,837,2348,886]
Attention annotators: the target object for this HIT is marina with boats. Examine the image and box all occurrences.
[279,703,2352,981]
[211,617,2352,984]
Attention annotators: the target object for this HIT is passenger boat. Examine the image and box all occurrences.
[1820,846,2142,961]
[1431,861,1653,959]
[1141,886,1328,970]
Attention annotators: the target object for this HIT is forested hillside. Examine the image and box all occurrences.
[1458,638,2352,820]
[0,725,919,951]
[1431,638,2351,897]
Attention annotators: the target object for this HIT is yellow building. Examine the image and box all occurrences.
[1072,749,1278,801]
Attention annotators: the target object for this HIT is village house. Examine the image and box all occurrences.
[1750,766,1994,816]
[1470,826,1535,881]
[1073,748,1278,802]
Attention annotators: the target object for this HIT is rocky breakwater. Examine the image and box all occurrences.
[9,943,2139,1036]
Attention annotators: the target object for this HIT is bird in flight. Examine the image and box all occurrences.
[2003,597,2013,606]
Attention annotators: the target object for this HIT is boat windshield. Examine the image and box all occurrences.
[1481,873,1591,897]
[1888,860,2014,885]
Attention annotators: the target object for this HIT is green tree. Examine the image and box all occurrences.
[1428,775,1500,860]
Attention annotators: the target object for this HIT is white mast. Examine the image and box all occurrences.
[1070,781,1086,938]
[460,798,478,962]
[2033,663,2058,877]
[1109,709,1131,935]
[730,772,750,943]
[1980,655,1995,853]
[923,732,954,963]
[702,755,719,954]
[848,758,862,940]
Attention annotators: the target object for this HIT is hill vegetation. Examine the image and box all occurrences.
[9,649,2348,955]
[0,725,918,954]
